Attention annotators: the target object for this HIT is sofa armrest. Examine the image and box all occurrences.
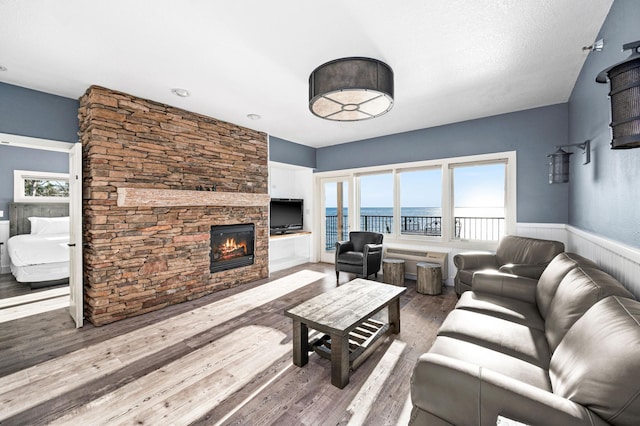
[454,252,499,271]
[411,353,608,426]
[472,271,538,303]
[499,263,547,280]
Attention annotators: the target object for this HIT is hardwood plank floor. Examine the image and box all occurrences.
[0,263,457,425]
[0,273,68,299]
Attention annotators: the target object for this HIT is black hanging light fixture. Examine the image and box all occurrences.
[547,140,590,184]
[309,57,394,121]
[596,40,640,149]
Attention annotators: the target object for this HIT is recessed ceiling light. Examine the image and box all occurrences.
[0,65,7,72]
[171,88,190,98]
[247,114,261,120]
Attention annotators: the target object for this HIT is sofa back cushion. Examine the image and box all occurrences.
[545,266,633,352]
[495,236,564,268]
[550,296,640,426]
[536,252,598,319]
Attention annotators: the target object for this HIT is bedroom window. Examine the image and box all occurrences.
[14,170,70,203]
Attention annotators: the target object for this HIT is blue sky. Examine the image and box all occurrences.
[325,164,505,208]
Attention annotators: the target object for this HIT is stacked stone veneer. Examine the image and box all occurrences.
[78,86,268,326]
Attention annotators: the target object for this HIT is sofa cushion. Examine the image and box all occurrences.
[545,266,634,353]
[429,336,552,391]
[456,291,545,330]
[495,235,564,268]
[536,252,599,319]
[437,309,551,368]
[550,296,640,426]
[336,251,364,265]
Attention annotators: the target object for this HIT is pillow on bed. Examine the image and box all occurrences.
[28,216,70,235]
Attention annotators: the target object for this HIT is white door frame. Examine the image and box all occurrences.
[68,143,83,327]
[0,132,83,327]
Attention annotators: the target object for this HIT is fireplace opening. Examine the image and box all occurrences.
[210,223,255,273]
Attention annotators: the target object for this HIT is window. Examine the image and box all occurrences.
[315,151,515,245]
[399,168,442,236]
[14,170,69,203]
[452,162,506,241]
[358,173,393,233]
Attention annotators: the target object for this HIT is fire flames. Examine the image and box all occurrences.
[215,237,247,260]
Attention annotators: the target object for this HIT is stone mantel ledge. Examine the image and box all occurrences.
[116,187,270,208]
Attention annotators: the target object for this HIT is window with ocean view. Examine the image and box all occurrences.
[399,168,442,236]
[359,173,393,234]
[319,151,515,248]
[452,162,506,241]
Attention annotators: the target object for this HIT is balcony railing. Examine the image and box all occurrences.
[325,215,504,249]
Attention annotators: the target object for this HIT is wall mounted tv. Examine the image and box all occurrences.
[270,198,304,234]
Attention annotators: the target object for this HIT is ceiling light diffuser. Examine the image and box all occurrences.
[309,57,394,121]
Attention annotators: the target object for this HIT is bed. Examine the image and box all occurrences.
[7,203,70,288]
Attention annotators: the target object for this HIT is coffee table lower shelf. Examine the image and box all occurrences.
[311,319,390,370]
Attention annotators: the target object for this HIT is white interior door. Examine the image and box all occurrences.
[68,143,83,328]
[319,177,351,263]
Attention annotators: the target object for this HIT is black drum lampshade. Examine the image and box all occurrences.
[596,41,640,149]
[309,57,394,121]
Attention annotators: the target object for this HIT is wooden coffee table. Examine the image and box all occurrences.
[284,278,406,388]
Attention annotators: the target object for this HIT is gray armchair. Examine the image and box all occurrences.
[335,231,384,282]
[454,235,565,296]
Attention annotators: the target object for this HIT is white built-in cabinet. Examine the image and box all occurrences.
[268,161,315,273]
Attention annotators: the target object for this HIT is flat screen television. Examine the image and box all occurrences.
[270,198,304,234]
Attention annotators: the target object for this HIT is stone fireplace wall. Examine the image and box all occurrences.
[78,86,268,326]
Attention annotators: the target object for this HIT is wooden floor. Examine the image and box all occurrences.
[0,272,68,299]
[0,263,457,426]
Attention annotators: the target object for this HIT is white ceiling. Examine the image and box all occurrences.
[0,1,613,148]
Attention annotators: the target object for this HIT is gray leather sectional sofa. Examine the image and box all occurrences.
[410,252,640,425]
[454,235,565,296]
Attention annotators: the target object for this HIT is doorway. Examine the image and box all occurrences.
[0,132,83,328]
[318,177,351,264]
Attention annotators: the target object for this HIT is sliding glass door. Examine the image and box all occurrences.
[319,177,351,263]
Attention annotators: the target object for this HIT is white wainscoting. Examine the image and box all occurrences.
[0,220,9,274]
[517,223,640,299]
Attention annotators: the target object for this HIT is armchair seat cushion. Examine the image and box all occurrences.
[337,251,364,265]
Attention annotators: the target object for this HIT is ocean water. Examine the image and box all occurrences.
[325,207,504,217]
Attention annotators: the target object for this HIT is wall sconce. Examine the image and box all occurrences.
[596,40,640,149]
[548,140,591,184]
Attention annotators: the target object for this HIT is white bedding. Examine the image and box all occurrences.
[7,233,70,267]
[10,261,69,283]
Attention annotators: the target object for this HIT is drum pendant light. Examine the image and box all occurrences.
[309,57,394,121]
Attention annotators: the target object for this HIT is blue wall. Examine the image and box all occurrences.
[269,136,316,168]
[568,0,640,248]
[315,104,570,224]
[0,82,79,142]
[0,145,69,220]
